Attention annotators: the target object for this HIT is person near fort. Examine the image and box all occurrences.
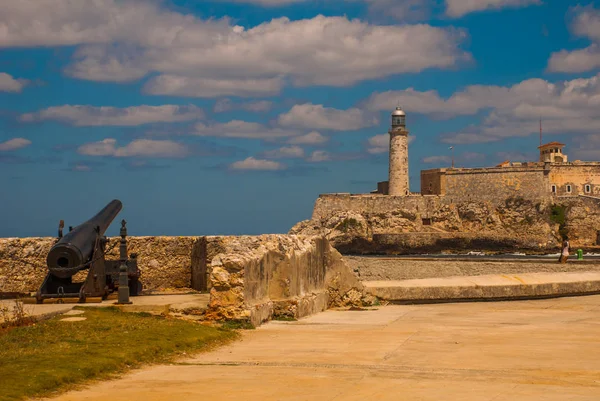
[559,238,570,264]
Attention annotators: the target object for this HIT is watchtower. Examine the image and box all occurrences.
[539,142,568,163]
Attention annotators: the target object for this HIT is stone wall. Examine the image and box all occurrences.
[295,193,600,254]
[1,234,368,326]
[197,235,369,327]
[421,167,549,202]
[549,164,600,196]
[0,236,199,295]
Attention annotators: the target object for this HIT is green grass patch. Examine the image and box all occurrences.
[0,307,238,401]
[272,316,298,322]
[221,319,255,330]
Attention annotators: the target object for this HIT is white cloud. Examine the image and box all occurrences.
[0,138,32,151]
[20,105,204,126]
[213,99,273,113]
[287,131,328,145]
[307,150,331,162]
[230,157,286,170]
[445,0,541,18]
[78,138,189,158]
[0,72,27,92]
[366,134,389,154]
[366,73,600,143]
[278,103,379,131]
[0,0,232,48]
[547,6,600,73]
[0,2,469,91]
[143,75,284,98]
[262,146,305,159]
[194,120,299,139]
[423,155,451,164]
[214,0,307,5]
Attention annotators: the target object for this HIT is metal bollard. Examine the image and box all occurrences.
[577,249,584,261]
[117,219,132,304]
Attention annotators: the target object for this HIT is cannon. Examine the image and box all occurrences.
[36,199,142,303]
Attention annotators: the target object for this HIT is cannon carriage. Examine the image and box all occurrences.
[36,199,142,303]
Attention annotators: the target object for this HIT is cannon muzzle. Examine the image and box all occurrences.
[46,199,122,278]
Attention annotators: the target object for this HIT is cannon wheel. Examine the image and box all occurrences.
[129,280,143,296]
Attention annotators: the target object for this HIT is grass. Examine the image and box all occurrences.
[0,307,238,401]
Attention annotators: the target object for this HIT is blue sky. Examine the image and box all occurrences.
[2,0,600,237]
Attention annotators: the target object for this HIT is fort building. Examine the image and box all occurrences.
[372,108,600,201]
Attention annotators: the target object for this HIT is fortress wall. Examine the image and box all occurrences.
[0,234,366,326]
[0,236,199,295]
[443,168,549,202]
[199,235,367,326]
[302,193,600,253]
[312,194,447,221]
[549,164,600,196]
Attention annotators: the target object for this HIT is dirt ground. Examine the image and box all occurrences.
[345,256,600,281]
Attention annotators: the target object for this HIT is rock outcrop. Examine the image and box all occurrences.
[291,196,577,254]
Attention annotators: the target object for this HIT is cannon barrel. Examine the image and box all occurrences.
[46,200,123,278]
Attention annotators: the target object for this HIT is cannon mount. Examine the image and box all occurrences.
[36,200,142,303]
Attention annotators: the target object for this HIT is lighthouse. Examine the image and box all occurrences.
[388,107,409,196]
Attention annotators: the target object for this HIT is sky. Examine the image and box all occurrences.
[2,0,600,237]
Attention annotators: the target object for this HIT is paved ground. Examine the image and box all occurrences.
[50,295,600,401]
[364,271,600,302]
[346,256,600,281]
[0,294,209,322]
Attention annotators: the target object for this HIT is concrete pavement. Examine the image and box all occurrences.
[364,271,600,303]
[49,294,600,401]
[0,294,209,323]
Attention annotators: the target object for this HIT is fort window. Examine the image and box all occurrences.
[566,185,572,194]
[422,218,432,226]
[551,185,557,194]
[586,184,592,193]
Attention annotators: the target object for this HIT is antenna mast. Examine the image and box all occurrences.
[540,118,543,147]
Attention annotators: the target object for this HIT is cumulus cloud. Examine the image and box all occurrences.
[194,120,300,139]
[287,131,328,145]
[445,0,541,18]
[423,155,451,164]
[0,138,32,151]
[548,6,600,73]
[78,138,190,158]
[307,150,331,162]
[0,72,27,92]
[213,99,274,113]
[20,105,204,126]
[230,156,286,170]
[0,1,469,93]
[366,73,600,144]
[261,146,305,159]
[423,152,485,166]
[214,0,307,6]
[366,134,389,154]
[278,103,379,131]
[143,75,284,98]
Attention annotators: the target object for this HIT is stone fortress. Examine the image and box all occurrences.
[291,107,600,254]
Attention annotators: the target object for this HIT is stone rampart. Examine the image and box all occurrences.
[0,234,368,326]
[444,168,549,202]
[197,235,369,326]
[295,194,600,253]
[0,236,198,295]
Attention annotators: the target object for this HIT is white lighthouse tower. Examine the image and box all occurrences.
[388,107,409,196]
